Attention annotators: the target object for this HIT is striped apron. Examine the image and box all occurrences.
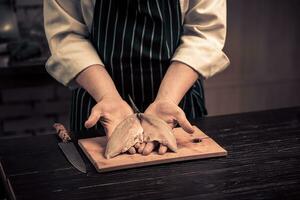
[70,0,207,135]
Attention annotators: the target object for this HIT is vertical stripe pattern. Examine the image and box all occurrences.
[70,0,207,134]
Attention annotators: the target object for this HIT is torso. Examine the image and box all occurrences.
[70,0,206,134]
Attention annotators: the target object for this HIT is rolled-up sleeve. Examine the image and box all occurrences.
[172,0,230,78]
[44,0,103,86]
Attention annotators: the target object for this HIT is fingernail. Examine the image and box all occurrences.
[128,147,136,154]
[187,126,194,133]
[158,145,168,155]
[85,121,91,128]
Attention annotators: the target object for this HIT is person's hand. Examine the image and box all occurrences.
[84,95,133,138]
[137,97,194,155]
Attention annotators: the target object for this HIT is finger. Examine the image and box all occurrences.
[137,142,146,154]
[142,142,155,155]
[85,110,101,129]
[134,143,141,149]
[128,147,136,154]
[175,110,194,133]
[158,144,168,155]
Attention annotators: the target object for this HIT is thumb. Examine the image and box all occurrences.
[85,109,101,129]
[175,109,194,134]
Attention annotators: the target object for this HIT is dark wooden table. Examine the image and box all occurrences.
[1,107,300,200]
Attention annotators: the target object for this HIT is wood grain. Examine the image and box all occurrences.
[78,126,227,172]
[1,107,299,200]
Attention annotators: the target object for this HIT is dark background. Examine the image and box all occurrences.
[0,1,299,138]
[0,0,300,199]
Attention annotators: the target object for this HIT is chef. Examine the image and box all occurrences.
[44,0,229,155]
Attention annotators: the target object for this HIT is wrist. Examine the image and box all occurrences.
[97,91,122,103]
[76,64,122,103]
[154,62,198,105]
[154,95,177,105]
[155,87,180,105]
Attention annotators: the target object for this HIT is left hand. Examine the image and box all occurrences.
[137,97,194,155]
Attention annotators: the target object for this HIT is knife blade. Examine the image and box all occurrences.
[128,94,141,113]
[53,123,87,173]
[58,142,87,173]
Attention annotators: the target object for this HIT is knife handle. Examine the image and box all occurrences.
[53,123,71,143]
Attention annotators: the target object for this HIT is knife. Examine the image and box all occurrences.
[128,94,141,113]
[53,123,87,173]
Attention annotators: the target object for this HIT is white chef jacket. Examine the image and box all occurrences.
[44,0,230,87]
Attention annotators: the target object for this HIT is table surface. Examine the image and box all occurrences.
[1,107,300,200]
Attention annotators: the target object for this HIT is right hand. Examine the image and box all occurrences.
[84,95,134,138]
[138,98,194,155]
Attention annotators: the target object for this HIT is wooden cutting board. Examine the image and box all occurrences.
[78,126,227,172]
